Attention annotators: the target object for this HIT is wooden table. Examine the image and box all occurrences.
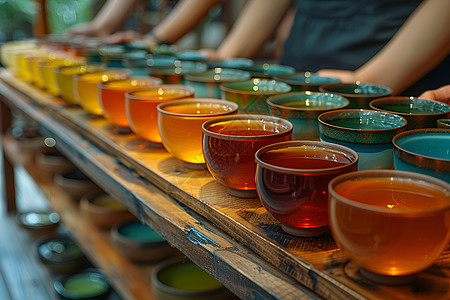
[1,68,448,300]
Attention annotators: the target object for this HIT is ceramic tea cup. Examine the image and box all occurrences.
[220,78,292,114]
[98,77,162,129]
[184,68,251,98]
[125,85,195,146]
[147,60,207,84]
[329,170,450,285]
[157,99,239,169]
[318,109,407,170]
[267,91,349,140]
[369,97,450,130]
[202,114,293,198]
[393,128,450,182]
[255,140,358,237]
[437,119,450,129]
[273,72,340,92]
[319,82,392,109]
[238,62,295,78]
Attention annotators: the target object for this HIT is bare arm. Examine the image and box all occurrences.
[152,0,225,44]
[67,0,140,36]
[213,0,292,59]
[318,0,450,95]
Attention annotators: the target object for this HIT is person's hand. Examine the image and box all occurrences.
[107,30,146,44]
[198,49,220,61]
[66,22,101,36]
[316,69,357,83]
[419,85,450,104]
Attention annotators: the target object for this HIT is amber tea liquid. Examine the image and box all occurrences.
[332,177,450,276]
[257,147,355,229]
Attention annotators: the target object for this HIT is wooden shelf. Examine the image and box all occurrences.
[2,68,449,300]
[0,70,319,300]
[2,133,156,300]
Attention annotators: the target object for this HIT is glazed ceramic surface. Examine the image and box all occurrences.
[184,68,251,98]
[273,72,340,92]
[370,97,450,130]
[320,82,392,109]
[393,128,450,182]
[255,140,358,237]
[220,78,292,114]
[329,170,450,283]
[202,115,293,198]
[158,99,238,168]
[238,63,295,78]
[54,269,111,300]
[267,91,349,140]
[206,58,253,69]
[147,60,207,84]
[125,85,195,145]
[437,119,450,129]
[98,77,163,128]
[318,109,407,170]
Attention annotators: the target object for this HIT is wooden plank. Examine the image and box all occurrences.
[0,98,16,212]
[0,77,321,300]
[2,69,449,300]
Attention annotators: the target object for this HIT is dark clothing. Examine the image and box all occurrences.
[280,0,449,95]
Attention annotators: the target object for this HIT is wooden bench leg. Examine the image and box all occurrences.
[1,98,16,213]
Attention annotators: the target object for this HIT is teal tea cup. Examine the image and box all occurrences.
[318,109,407,170]
[370,97,450,130]
[220,78,292,114]
[184,68,251,98]
[273,72,340,92]
[437,119,450,129]
[393,128,450,182]
[319,82,392,109]
[267,91,349,140]
[206,57,253,69]
[238,62,295,78]
[147,60,207,84]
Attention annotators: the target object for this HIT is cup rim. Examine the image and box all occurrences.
[202,114,293,140]
[255,140,358,174]
[124,85,195,101]
[328,169,450,215]
[73,68,131,82]
[219,78,292,95]
[97,76,162,91]
[272,72,340,86]
[392,128,450,162]
[156,98,239,117]
[369,96,450,116]
[319,82,392,98]
[267,91,350,111]
[318,109,407,133]
[183,68,251,83]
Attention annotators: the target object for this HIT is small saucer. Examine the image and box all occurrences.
[227,187,258,199]
[360,268,417,286]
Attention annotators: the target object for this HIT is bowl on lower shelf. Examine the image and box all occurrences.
[35,147,74,180]
[110,220,178,262]
[35,234,87,274]
[54,169,99,202]
[151,258,236,300]
[16,210,61,239]
[54,268,111,300]
[79,190,134,229]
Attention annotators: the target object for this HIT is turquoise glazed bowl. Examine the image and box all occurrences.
[147,60,207,84]
[319,82,392,109]
[122,51,151,76]
[36,235,86,274]
[151,258,234,300]
[393,128,450,182]
[369,97,450,130]
[437,119,450,129]
[176,50,208,62]
[220,78,292,114]
[54,269,111,300]
[318,109,407,170]
[239,63,295,78]
[267,91,350,140]
[273,72,340,92]
[184,68,251,98]
[110,220,176,262]
[206,58,253,69]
